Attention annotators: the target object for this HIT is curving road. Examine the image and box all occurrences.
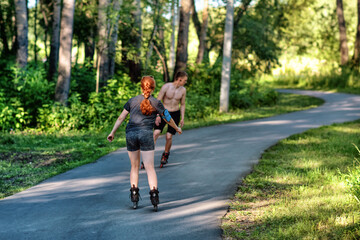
[1,90,360,240]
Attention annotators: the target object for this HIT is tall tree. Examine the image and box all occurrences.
[96,0,110,91]
[14,0,28,68]
[196,0,208,64]
[48,0,61,80]
[145,0,159,72]
[119,0,142,83]
[354,0,360,65]
[173,0,191,77]
[0,2,9,55]
[33,0,38,62]
[108,0,122,79]
[336,0,349,66]
[219,0,234,113]
[169,0,178,75]
[154,20,170,82]
[55,0,75,105]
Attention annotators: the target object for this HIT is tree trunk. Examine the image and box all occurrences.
[191,0,201,39]
[127,0,142,83]
[156,23,170,82]
[0,3,10,55]
[145,0,158,72]
[196,0,208,64]
[219,0,234,113]
[108,0,122,79]
[85,26,95,61]
[173,0,191,77]
[40,0,49,60]
[34,0,38,62]
[48,0,61,81]
[14,0,28,68]
[336,0,349,66]
[55,0,75,105]
[215,0,251,57]
[169,0,177,75]
[96,0,110,92]
[354,0,360,65]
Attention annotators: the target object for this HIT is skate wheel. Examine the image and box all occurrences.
[133,202,138,209]
[153,205,158,212]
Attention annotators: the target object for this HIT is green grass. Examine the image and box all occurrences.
[265,69,360,95]
[221,120,360,239]
[0,92,323,199]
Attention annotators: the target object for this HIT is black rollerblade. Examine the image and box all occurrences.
[160,152,170,168]
[141,161,145,169]
[149,187,159,212]
[130,184,140,209]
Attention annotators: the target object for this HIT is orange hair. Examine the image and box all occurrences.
[140,76,156,115]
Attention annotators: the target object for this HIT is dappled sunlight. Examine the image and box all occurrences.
[294,159,322,169]
[5,174,128,203]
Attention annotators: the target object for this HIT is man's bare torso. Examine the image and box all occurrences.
[161,83,185,112]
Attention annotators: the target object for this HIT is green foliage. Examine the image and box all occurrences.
[229,78,278,109]
[271,67,360,93]
[0,91,29,131]
[70,62,96,102]
[37,74,140,131]
[0,62,54,130]
[232,0,281,72]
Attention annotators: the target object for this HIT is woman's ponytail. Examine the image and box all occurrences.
[140,76,156,115]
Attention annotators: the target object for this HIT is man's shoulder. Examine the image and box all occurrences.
[180,86,186,93]
[162,82,172,89]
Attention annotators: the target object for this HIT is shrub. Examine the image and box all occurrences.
[37,74,139,131]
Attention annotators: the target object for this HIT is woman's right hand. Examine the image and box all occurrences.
[177,127,182,135]
[107,133,114,142]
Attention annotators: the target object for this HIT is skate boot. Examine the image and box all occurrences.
[160,152,170,168]
[129,184,140,209]
[140,161,145,169]
[149,187,159,212]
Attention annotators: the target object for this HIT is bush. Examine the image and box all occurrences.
[37,74,139,131]
[0,90,29,131]
[230,79,278,109]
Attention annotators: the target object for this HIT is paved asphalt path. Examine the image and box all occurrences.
[1,89,360,240]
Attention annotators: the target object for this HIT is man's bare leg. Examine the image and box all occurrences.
[153,129,161,144]
[164,132,173,153]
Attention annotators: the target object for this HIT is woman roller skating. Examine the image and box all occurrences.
[107,76,182,211]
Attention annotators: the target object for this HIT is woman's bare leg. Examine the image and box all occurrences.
[141,150,157,189]
[128,150,140,187]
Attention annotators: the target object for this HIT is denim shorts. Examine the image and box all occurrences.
[126,129,154,151]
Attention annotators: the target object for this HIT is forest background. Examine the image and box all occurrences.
[1,0,359,132]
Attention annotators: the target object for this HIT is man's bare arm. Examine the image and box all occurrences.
[157,84,168,101]
[179,88,186,127]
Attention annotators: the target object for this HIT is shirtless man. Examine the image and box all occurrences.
[154,71,187,167]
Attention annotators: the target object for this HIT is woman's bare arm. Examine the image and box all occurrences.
[107,109,129,142]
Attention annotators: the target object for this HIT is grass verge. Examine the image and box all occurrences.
[221,120,360,239]
[0,92,323,199]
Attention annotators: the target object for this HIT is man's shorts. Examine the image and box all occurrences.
[126,129,154,151]
[154,110,180,135]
